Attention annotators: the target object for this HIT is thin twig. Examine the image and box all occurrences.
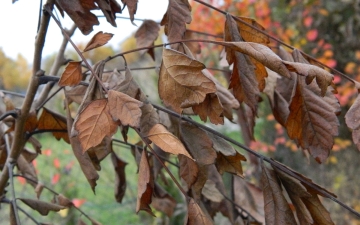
[97,15,148,22]
[1,198,41,225]
[0,90,26,98]
[0,110,18,121]
[26,129,67,139]
[8,163,21,225]
[151,103,360,218]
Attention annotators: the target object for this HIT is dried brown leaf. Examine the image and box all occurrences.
[56,0,99,35]
[65,86,87,105]
[179,154,199,189]
[261,164,297,224]
[159,48,216,113]
[19,198,65,216]
[225,42,291,78]
[58,61,82,87]
[83,31,114,52]
[35,183,44,199]
[192,93,224,125]
[95,0,121,27]
[187,198,214,225]
[66,101,99,192]
[184,30,201,54]
[38,108,69,143]
[152,183,177,217]
[24,111,38,133]
[147,124,191,158]
[160,0,191,49]
[202,180,223,203]
[56,194,73,207]
[75,99,118,152]
[206,131,236,156]
[122,0,137,23]
[111,152,127,203]
[285,76,339,163]
[215,152,246,177]
[180,121,216,166]
[108,90,143,128]
[17,154,37,187]
[140,103,160,138]
[136,150,155,216]
[345,93,360,130]
[135,20,159,58]
[301,193,334,225]
[283,61,333,96]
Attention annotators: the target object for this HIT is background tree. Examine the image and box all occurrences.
[1,0,360,224]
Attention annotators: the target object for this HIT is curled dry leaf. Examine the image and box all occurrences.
[159,48,216,113]
[201,180,224,203]
[108,90,143,128]
[180,122,216,165]
[96,0,122,27]
[225,41,291,79]
[38,108,70,143]
[261,163,297,225]
[160,0,192,49]
[147,123,192,158]
[19,198,65,216]
[283,61,333,96]
[58,61,82,87]
[345,94,360,130]
[152,183,177,217]
[75,99,118,152]
[35,182,44,199]
[83,31,114,52]
[111,152,127,203]
[136,150,155,216]
[236,16,270,46]
[187,198,214,225]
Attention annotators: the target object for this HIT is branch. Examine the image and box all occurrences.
[0,110,18,121]
[0,0,55,196]
[1,198,41,225]
[151,103,360,218]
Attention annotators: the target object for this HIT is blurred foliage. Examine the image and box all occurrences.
[0,48,31,91]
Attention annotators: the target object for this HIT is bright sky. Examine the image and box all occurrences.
[0,0,168,62]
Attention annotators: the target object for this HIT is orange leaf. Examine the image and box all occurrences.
[38,108,70,143]
[83,31,114,52]
[147,124,192,158]
[58,61,82,87]
[159,48,216,113]
[75,99,118,152]
[108,90,143,128]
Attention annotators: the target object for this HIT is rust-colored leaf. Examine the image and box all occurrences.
[56,0,99,35]
[147,124,191,158]
[24,111,38,133]
[180,122,216,165]
[192,93,224,125]
[111,152,127,203]
[58,61,82,87]
[108,90,143,128]
[83,31,114,52]
[187,198,214,225]
[159,48,216,113]
[135,20,159,59]
[38,108,69,143]
[215,152,246,177]
[179,154,199,189]
[160,0,191,49]
[236,16,270,46]
[122,0,137,23]
[66,100,99,192]
[75,99,118,152]
[285,76,339,163]
[261,163,297,224]
[225,14,259,113]
[19,198,65,216]
[136,150,155,216]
